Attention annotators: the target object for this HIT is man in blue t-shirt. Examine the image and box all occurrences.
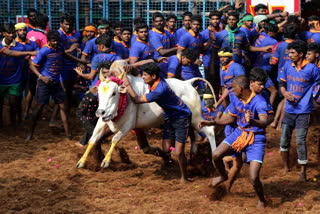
[175,12,192,45]
[123,62,191,183]
[278,40,320,182]
[167,48,197,79]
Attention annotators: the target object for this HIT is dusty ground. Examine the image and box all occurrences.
[0,107,320,214]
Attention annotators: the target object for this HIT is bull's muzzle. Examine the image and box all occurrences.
[96,109,106,117]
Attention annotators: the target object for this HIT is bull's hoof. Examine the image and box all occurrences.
[100,160,110,168]
[76,160,86,168]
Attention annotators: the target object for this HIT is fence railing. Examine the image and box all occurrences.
[0,0,246,31]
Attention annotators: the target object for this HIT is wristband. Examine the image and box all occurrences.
[38,74,42,78]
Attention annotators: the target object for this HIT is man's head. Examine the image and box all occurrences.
[306,43,320,64]
[98,61,114,80]
[308,15,320,31]
[133,17,145,30]
[209,11,222,28]
[241,13,254,29]
[253,15,268,30]
[254,4,268,15]
[95,35,112,52]
[47,30,61,49]
[203,88,215,108]
[263,23,278,38]
[287,40,307,63]
[15,23,28,40]
[218,47,233,66]
[2,23,15,42]
[232,75,250,98]
[248,67,268,94]
[35,14,49,30]
[223,5,236,17]
[287,15,301,32]
[60,13,75,34]
[113,21,123,39]
[166,14,177,30]
[140,62,161,84]
[120,27,132,43]
[190,15,202,33]
[272,9,284,23]
[83,23,97,40]
[283,24,297,40]
[227,12,239,29]
[27,8,38,26]
[97,19,110,36]
[182,12,193,29]
[181,48,197,66]
[153,12,165,31]
[136,23,149,42]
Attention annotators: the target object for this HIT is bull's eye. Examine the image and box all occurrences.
[112,92,116,96]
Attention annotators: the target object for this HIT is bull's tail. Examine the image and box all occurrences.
[186,78,217,104]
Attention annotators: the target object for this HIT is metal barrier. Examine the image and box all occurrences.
[0,0,246,31]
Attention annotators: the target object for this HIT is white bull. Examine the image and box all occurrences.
[76,60,217,168]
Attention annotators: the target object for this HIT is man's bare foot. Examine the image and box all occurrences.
[298,172,306,182]
[256,200,266,208]
[270,121,277,128]
[25,133,33,142]
[180,177,190,184]
[282,167,290,176]
[208,176,227,188]
[49,121,63,128]
[276,123,282,131]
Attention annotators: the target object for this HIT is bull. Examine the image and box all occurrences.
[76,60,217,168]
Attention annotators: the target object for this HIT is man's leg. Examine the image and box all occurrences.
[249,161,266,208]
[266,85,277,106]
[224,156,243,192]
[8,94,19,127]
[58,103,72,139]
[280,123,294,175]
[25,104,45,141]
[271,99,284,128]
[175,141,188,183]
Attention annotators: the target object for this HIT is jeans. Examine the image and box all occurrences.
[280,113,309,165]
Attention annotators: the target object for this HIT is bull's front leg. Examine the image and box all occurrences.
[76,118,109,168]
[100,123,133,168]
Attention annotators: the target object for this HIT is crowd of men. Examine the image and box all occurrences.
[1,2,320,208]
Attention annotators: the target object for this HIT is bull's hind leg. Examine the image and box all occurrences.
[76,118,109,168]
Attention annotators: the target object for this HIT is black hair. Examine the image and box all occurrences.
[140,62,161,79]
[233,75,250,89]
[120,27,132,34]
[153,12,164,21]
[60,13,75,24]
[263,23,278,34]
[287,40,307,57]
[27,8,38,16]
[228,11,239,20]
[307,43,320,54]
[224,5,235,13]
[248,67,268,85]
[35,14,49,29]
[283,24,297,39]
[2,23,15,34]
[182,12,193,20]
[95,35,112,48]
[98,60,113,71]
[191,15,202,23]
[135,23,149,32]
[181,48,197,63]
[287,15,300,24]
[133,17,145,25]
[97,19,110,27]
[218,46,233,53]
[166,14,177,22]
[209,10,222,19]
[254,4,268,12]
[47,30,61,41]
[272,9,283,14]
[308,15,320,29]
[113,21,123,29]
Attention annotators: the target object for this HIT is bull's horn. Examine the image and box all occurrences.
[118,71,125,80]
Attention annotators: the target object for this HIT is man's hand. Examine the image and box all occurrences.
[157,57,168,63]
[122,72,130,86]
[194,59,202,65]
[124,65,136,74]
[28,51,38,56]
[284,91,295,102]
[209,30,215,41]
[40,76,52,84]
[281,11,289,17]
[235,0,244,9]
[262,45,273,53]
[74,66,85,76]
[198,120,215,129]
[245,110,253,123]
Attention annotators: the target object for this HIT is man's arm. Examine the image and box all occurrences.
[1,48,38,57]
[198,113,236,128]
[158,47,177,56]
[122,72,147,104]
[64,52,88,65]
[245,111,268,129]
[28,59,52,84]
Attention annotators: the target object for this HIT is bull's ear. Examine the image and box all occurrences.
[118,85,127,94]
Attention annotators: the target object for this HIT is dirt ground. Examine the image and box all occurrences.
[0,107,320,214]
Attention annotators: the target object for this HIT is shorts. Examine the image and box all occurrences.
[0,83,21,97]
[60,69,77,82]
[35,79,66,104]
[163,116,191,143]
[223,127,266,164]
